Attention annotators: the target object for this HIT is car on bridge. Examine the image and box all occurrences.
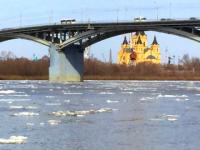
[61,19,76,24]
[134,17,146,22]
[190,17,197,20]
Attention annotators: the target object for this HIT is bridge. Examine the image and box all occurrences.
[0,19,200,82]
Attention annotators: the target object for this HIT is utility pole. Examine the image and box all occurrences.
[49,10,54,24]
[116,9,119,22]
[169,2,172,18]
[19,13,22,27]
[154,1,159,20]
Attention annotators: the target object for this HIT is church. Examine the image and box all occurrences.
[117,31,161,65]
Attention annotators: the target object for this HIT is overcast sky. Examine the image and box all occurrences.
[0,0,200,63]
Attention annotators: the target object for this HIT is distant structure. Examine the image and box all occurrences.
[32,54,38,61]
[109,49,112,64]
[117,31,161,65]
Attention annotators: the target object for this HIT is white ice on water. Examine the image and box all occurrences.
[52,108,113,117]
[150,114,179,122]
[99,92,114,95]
[45,103,61,106]
[0,136,27,144]
[157,94,188,98]
[0,90,16,94]
[9,105,38,110]
[48,120,61,125]
[64,92,83,95]
[106,100,119,103]
[13,112,39,116]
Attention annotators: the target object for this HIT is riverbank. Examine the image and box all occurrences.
[0,56,200,81]
[1,75,200,81]
[84,75,200,81]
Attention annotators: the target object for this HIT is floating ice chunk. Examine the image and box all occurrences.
[157,94,188,98]
[0,136,27,144]
[164,115,179,122]
[0,90,16,94]
[150,114,179,122]
[175,98,189,102]
[52,108,113,117]
[9,106,37,110]
[40,122,45,126]
[9,106,24,109]
[64,100,70,103]
[13,112,39,116]
[0,99,30,102]
[64,92,83,95]
[45,96,55,99]
[99,92,114,95]
[10,94,29,97]
[122,91,133,94]
[96,108,113,113]
[45,103,61,106]
[49,89,53,91]
[26,123,34,126]
[26,106,38,110]
[48,120,61,125]
[140,97,153,101]
[106,100,119,103]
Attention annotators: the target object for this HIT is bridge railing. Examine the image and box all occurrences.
[0,18,200,31]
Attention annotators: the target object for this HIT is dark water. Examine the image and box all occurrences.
[0,80,200,150]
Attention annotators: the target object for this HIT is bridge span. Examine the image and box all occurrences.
[0,19,200,82]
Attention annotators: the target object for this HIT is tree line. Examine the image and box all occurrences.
[0,51,200,80]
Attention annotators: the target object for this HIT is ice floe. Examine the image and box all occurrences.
[121,91,133,94]
[13,112,39,116]
[0,136,27,144]
[48,120,61,125]
[99,92,114,95]
[175,98,189,102]
[26,123,34,126]
[0,99,31,102]
[40,123,45,126]
[0,90,16,94]
[9,106,24,109]
[64,99,70,103]
[9,105,38,110]
[106,100,119,103]
[64,92,83,95]
[140,97,154,101]
[45,103,61,106]
[157,94,188,98]
[45,96,55,99]
[150,114,179,122]
[51,108,113,117]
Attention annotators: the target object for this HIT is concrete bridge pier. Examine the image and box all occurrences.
[49,44,84,82]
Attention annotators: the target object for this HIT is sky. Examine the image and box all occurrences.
[0,0,200,63]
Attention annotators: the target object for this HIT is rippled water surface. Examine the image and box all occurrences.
[0,80,200,150]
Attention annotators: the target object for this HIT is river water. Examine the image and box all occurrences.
[0,80,200,150]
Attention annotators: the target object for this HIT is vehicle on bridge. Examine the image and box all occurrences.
[190,17,197,20]
[60,19,76,24]
[134,17,146,22]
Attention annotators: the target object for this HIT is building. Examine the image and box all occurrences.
[117,31,161,65]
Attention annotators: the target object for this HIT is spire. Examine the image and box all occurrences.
[152,36,158,45]
[123,36,128,45]
[136,36,142,44]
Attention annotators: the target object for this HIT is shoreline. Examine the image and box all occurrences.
[0,75,200,81]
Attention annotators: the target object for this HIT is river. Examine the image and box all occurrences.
[0,80,199,150]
